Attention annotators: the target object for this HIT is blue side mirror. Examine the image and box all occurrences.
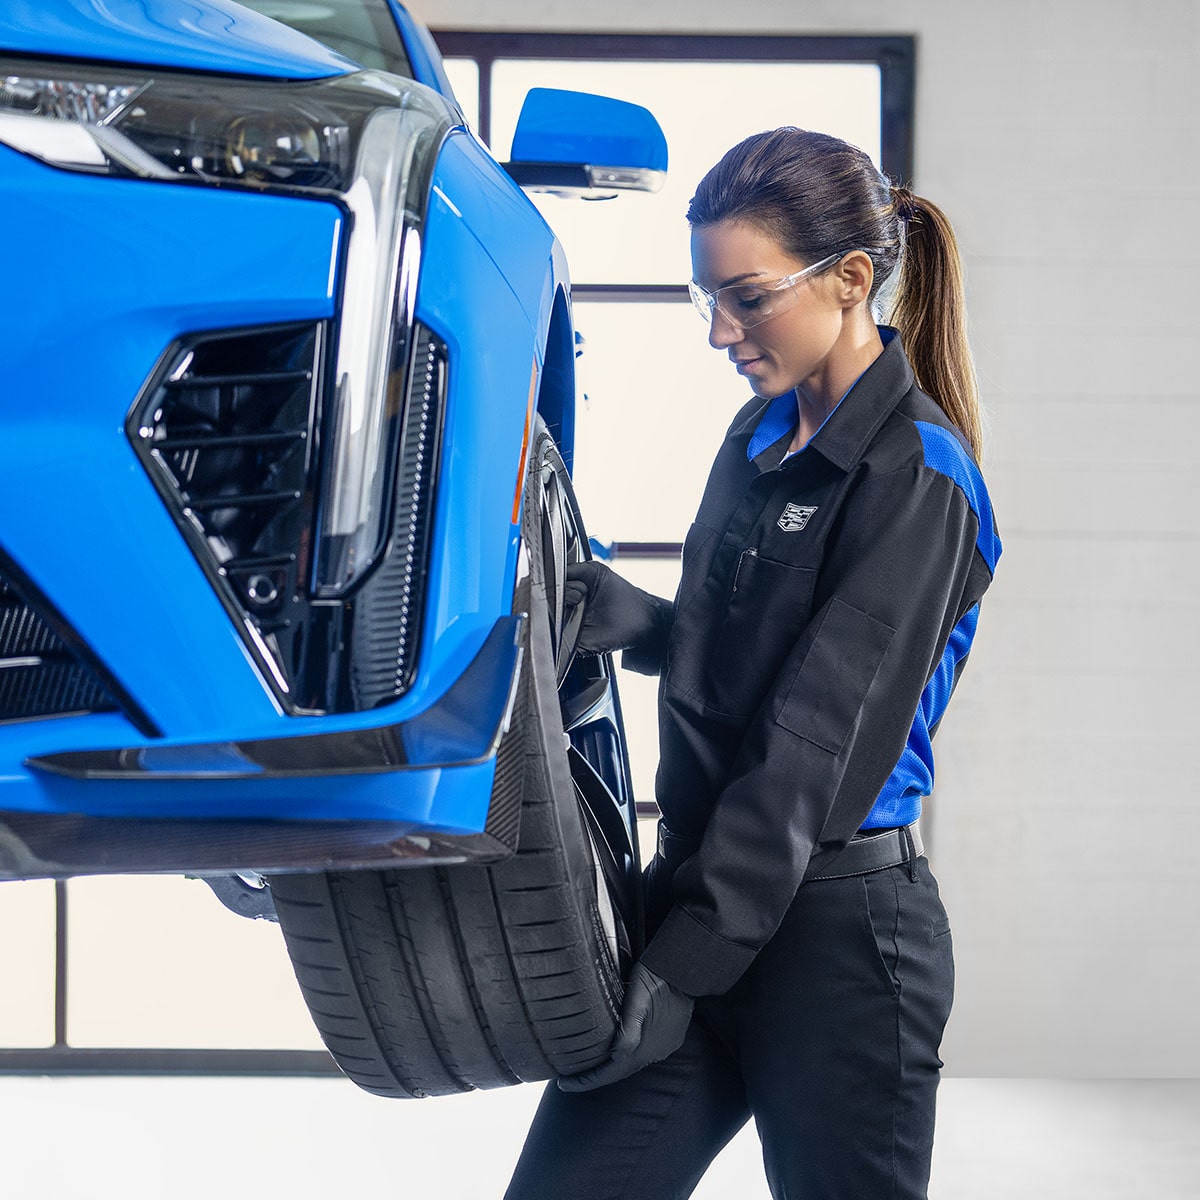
[505,87,667,199]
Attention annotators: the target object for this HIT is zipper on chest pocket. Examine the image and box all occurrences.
[732,547,758,594]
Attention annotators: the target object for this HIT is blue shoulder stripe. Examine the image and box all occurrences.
[914,421,1001,573]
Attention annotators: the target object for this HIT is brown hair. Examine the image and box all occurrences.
[688,128,983,460]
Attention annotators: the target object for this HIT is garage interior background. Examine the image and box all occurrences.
[3,0,1198,1194]
[411,0,1199,1084]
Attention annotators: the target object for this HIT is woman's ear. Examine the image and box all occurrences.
[832,250,875,308]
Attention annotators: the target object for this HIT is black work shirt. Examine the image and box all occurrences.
[626,330,1001,997]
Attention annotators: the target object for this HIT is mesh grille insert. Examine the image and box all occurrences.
[0,567,119,723]
[131,322,324,708]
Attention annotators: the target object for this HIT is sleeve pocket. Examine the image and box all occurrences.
[777,598,895,753]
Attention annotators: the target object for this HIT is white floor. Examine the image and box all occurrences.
[2,1076,1197,1198]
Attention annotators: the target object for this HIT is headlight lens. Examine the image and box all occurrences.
[0,57,448,196]
[224,110,327,185]
[0,72,144,121]
[312,108,426,597]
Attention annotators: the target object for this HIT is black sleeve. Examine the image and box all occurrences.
[639,464,985,996]
[619,591,674,676]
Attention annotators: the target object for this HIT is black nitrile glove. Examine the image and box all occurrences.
[557,962,694,1092]
[563,561,664,655]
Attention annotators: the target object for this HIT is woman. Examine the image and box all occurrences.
[505,127,1001,1200]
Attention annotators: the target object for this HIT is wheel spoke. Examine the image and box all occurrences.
[556,596,585,688]
[539,468,567,669]
[568,744,638,971]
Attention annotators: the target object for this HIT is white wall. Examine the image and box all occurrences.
[411,0,1200,1077]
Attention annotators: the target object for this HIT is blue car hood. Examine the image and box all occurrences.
[0,0,360,80]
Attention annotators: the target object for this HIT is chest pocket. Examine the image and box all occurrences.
[702,549,817,718]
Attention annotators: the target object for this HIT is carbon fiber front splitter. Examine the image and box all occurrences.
[0,808,514,880]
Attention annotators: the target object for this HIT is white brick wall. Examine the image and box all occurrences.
[415,0,1200,1075]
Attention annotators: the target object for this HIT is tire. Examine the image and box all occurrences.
[269,419,641,1098]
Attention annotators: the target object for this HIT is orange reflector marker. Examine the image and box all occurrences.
[511,361,539,525]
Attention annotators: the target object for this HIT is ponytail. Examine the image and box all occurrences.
[888,187,984,460]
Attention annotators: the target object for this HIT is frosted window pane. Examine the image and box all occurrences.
[606,557,681,809]
[442,57,480,130]
[493,60,881,284]
[571,302,755,807]
[67,876,324,1050]
[0,880,56,1047]
[572,301,752,544]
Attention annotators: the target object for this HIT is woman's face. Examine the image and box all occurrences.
[689,219,846,401]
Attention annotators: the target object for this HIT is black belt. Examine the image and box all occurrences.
[804,823,924,881]
[656,820,924,882]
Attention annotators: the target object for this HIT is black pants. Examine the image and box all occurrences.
[504,855,954,1200]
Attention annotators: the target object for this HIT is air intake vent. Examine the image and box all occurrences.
[131,320,446,716]
[350,323,446,708]
[0,561,118,723]
[130,322,324,709]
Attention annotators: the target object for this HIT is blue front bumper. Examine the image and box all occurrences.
[1,615,524,879]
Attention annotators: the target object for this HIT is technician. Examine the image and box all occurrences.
[505,127,1001,1200]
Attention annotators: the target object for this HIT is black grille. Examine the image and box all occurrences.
[0,565,118,723]
[131,323,323,708]
[350,324,446,708]
[130,320,446,716]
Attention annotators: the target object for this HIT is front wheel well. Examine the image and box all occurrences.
[535,287,577,474]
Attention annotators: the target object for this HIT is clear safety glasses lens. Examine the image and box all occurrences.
[689,253,843,329]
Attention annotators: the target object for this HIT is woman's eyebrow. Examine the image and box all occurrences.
[716,270,766,289]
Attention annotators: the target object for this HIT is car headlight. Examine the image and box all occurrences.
[1,57,460,714]
[0,57,419,193]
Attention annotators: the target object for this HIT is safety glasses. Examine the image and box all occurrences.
[688,252,844,330]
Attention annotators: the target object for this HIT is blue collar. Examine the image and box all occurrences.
[746,326,898,462]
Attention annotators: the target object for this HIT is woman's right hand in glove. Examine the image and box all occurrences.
[563,561,665,655]
[556,961,694,1091]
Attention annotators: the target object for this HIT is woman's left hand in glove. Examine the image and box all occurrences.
[557,962,694,1092]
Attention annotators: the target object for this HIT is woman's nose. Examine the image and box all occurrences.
[708,308,742,350]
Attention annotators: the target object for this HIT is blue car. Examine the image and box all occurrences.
[0,0,667,1097]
